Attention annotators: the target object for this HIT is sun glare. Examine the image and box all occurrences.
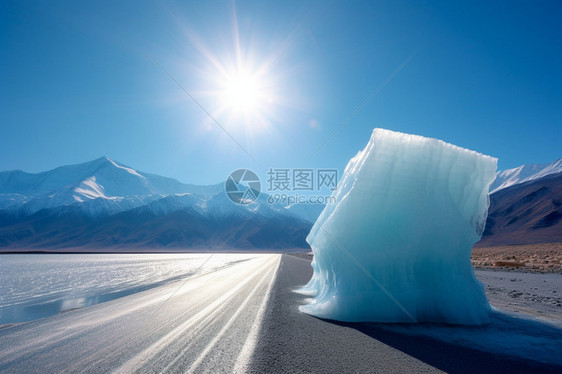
[222,72,261,113]
[182,7,292,134]
[208,63,277,130]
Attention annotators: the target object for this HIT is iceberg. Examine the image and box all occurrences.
[299,129,497,324]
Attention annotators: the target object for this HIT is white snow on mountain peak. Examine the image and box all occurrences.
[106,157,146,179]
[73,176,108,202]
[490,158,562,193]
[0,157,213,215]
[0,157,311,222]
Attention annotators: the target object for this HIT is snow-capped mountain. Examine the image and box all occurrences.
[490,158,562,194]
[479,172,562,246]
[0,157,313,251]
[0,157,222,215]
[475,157,562,246]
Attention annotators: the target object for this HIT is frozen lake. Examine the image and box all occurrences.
[0,253,261,324]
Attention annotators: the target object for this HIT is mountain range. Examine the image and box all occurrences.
[0,157,560,251]
[0,157,313,251]
[489,158,562,193]
[478,167,562,246]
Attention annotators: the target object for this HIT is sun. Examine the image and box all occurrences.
[180,11,288,132]
[220,70,266,117]
[198,58,278,133]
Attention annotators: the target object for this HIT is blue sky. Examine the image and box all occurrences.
[1,0,560,185]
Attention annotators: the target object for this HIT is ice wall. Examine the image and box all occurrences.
[299,129,497,324]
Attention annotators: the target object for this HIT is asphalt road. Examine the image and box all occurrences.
[249,255,561,373]
[0,254,280,373]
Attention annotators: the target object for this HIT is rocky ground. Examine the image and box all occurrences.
[471,243,562,273]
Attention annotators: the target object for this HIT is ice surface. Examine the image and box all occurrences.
[0,253,259,324]
[299,128,497,324]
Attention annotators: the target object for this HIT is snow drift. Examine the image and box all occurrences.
[299,128,497,324]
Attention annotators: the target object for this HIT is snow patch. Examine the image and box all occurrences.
[107,158,146,179]
[74,176,112,200]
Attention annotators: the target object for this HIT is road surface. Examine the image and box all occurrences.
[249,255,561,373]
[0,254,280,373]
